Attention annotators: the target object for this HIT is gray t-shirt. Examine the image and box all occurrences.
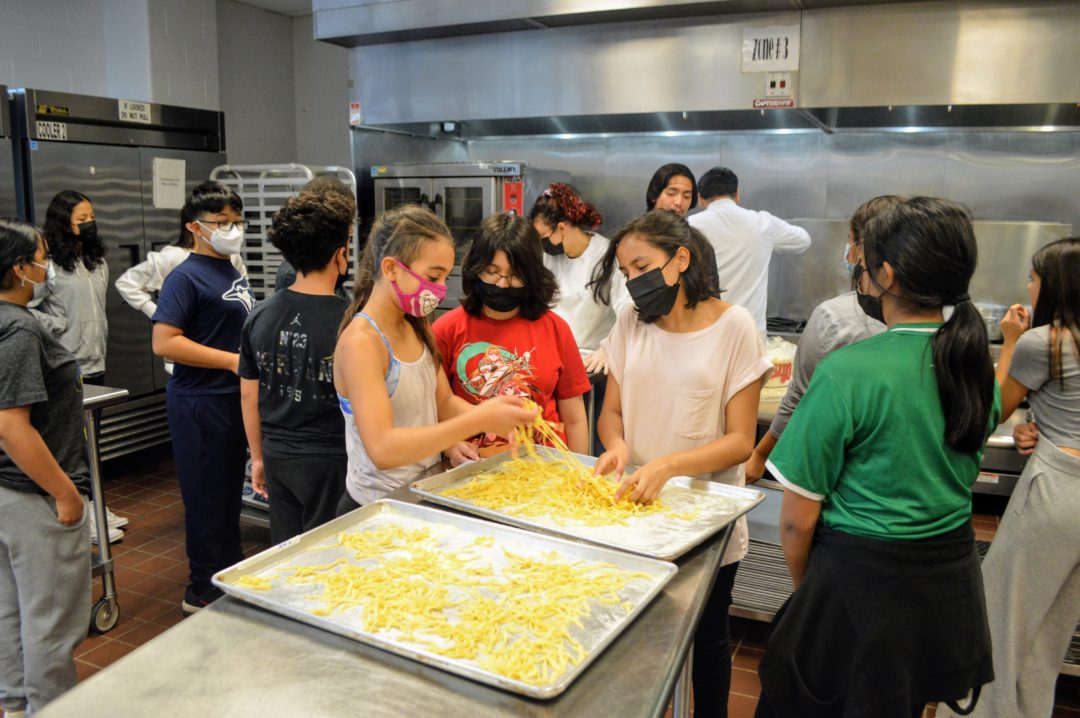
[1009,324,1080,451]
[0,301,91,496]
[769,291,886,438]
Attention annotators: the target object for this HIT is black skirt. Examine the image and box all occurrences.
[757,522,992,718]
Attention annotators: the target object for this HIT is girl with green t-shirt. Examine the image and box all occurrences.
[757,198,1001,718]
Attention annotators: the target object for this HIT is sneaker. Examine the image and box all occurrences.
[90,500,130,529]
[88,508,124,545]
[3,708,26,718]
[181,585,224,615]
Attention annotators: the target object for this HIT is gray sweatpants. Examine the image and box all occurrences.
[940,439,1080,718]
[0,487,91,715]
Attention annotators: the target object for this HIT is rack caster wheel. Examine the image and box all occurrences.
[91,597,120,634]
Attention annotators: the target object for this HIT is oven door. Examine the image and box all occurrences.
[432,178,495,265]
[374,178,432,215]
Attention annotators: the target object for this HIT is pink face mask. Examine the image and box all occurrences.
[390,259,448,317]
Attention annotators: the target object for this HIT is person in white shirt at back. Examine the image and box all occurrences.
[688,167,811,332]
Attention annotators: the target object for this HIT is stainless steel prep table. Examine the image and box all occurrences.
[39,485,732,718]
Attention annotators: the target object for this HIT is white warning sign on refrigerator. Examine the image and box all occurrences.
[152,158,186,209]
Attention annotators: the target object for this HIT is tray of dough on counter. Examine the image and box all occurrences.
[213,499,676,699]
[410,447,764,561]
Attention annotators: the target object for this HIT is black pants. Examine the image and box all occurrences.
[586,373,607,457]
[263,453,346,544]
[693,560,740,718]
[167,388,246,592]
[336,490,361,517]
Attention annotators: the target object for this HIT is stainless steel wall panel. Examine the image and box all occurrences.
[718,133,828,219]
[356,128,1080,323]
[823,133,950,220]
[349,12,801,125]
[799,2,1080,108]
[943,133,1080,231]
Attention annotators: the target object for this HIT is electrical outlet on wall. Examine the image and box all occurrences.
[765,72,792,98]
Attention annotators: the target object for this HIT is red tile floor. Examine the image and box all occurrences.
[8,448,1077,717]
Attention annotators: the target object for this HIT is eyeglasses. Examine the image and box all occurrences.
[197,219,246,232]
[479,268,524,287]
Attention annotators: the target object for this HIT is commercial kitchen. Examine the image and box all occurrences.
[1,1,1078,717]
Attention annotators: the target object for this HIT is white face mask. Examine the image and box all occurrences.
[198,221,244,256]
[22,260,54,301]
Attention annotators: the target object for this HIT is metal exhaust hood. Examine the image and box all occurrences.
[361,103,1080,140]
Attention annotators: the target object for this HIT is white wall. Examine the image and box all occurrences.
[0,0,110,96]
[216,0,296,164]
[0,0,218,109]
[292,13,349,168]
[148,0,219,109]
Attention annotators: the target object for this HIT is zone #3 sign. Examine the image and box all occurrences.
[742,25,800,73]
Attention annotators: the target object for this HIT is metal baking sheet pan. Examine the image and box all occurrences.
[410,448,765,561]
[213,499,676,700]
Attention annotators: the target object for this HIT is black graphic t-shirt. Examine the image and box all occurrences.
[238,289,348,458]
[153,253,253,395]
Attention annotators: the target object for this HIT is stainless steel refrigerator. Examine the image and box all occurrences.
[11,89,226,460]
[0,87,17,218]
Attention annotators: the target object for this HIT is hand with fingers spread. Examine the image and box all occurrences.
[613,456,676,505]
[593,443,629,485]
[583,348,609,376]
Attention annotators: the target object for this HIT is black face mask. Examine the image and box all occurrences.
[474,280,529,313]
[76,220,98,242]
[852,265,885,323]
[541,237,565,256]
[626,257,679,321]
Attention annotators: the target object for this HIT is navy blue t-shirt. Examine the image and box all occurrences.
[152,253,254,395]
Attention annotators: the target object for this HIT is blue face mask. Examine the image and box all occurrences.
[841,242,857,275]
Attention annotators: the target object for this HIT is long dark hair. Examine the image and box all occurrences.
[589,209,721,321]
[339,205,451,365]
[645,163,697,212]
[1030,237,1080,385]
[527,183,602,231]
[42,190,104,272]
[861,197,994,454]
[0,217,43,290]
[460,213,558,321]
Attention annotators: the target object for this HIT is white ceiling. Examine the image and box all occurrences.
[234,0,313,18]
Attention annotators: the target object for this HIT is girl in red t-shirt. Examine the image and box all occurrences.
[434,213,591,461]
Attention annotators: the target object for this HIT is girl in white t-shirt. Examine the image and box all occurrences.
[591,209,772,718]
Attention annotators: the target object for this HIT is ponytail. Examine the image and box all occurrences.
[933,299,996,453]
[861,197,995,454]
